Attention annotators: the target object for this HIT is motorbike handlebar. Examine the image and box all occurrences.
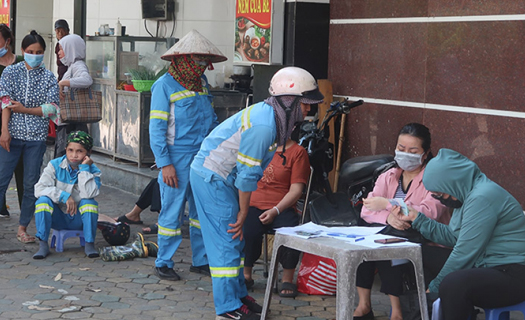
[329,99,364,114]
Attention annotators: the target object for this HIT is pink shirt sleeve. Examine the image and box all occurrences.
[360,169,397,225]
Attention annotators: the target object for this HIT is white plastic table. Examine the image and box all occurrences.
[261,234,429,320]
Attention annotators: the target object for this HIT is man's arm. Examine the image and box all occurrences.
[77,158,101,199]
[35,162,70,203]
[228,190,252,240]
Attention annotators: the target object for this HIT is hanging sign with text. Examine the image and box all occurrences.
[0,0,10,27]
[234,0,283,65]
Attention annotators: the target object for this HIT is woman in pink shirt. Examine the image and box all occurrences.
[353,123,451,320]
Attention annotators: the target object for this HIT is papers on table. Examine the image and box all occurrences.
[275,222,420,248]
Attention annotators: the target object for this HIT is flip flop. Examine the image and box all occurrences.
[117,215,143,225]
[279,282,298,298]
[142,224,158,235]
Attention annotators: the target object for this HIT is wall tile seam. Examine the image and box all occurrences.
[330,14,525,24]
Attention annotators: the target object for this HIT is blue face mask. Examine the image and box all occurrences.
[0,45,7,58]
[24,53,44,68]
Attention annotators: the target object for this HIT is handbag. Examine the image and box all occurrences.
[59,87,102,123]
[297,253,337,295]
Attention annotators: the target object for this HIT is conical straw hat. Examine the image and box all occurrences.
[161,29,227,63]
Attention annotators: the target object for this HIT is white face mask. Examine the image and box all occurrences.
[394,150,424,172]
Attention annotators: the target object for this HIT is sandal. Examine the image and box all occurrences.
[117,215,143,225]
[142,224,158,235]
[17,232,36,244]
[279,282,298,298]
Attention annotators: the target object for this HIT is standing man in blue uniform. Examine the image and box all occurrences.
[149,30,225,281]
[190,67,324,320]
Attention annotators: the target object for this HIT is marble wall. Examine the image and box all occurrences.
[329,1,525,205]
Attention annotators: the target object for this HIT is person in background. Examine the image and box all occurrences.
[355,123,451,320]
[0,24,24,218]
[0,30,59,243]
[33,131,100,259]
[48,19,69,149]
[396,149,525,320]
[243,138,310,298]
[149,30,223,281]
[116,177,160,225]
[54,33,93,158]
[54,19,69,81]
[190,66,323,320]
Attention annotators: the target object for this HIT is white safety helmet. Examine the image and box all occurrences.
[268,67,324,102]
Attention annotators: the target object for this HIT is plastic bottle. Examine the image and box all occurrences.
[116,18,122,36]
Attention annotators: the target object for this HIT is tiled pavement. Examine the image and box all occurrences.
[0,179,520,319]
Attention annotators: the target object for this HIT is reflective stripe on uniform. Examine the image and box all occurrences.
[35,203,53,214]
[150,110,169,121]
[268,142,277,152]
[210,265,242,278]
[170,90,196,102]
[158,225,182,237]
[189,218,201,229]
[240,106,253,132]
[237,152,262,167]
[79,204,98,215]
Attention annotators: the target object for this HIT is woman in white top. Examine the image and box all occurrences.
[54,34,93,157]
[57,34,92,92]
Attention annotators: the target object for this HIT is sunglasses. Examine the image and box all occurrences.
[431,193,444,200]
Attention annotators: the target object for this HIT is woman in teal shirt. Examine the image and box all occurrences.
[397,148,525,320]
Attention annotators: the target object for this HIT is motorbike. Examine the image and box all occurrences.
[298,99,395,226]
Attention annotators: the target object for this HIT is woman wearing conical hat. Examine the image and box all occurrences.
[148,30,225,281]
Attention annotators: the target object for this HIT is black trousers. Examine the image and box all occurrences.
[422,245,452,287]
[135,178,161,212]
[440,263,525,320]
[243,206,301,269]
[356,260,404,296]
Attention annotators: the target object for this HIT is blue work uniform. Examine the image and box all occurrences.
[34,155,101,243]
[149,73,218,269]
[190,102,277,315]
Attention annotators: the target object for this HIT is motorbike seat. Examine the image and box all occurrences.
[338,154,395,187]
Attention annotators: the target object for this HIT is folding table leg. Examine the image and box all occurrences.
[336,255,359,320]
[261,240,282,319]
[407,247,429,320]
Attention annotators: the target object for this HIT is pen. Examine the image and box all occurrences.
[355,237,365,242]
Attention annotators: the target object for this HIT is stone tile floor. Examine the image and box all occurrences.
[0,179,522,319]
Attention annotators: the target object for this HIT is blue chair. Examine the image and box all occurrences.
[432,298,525,320]
[484,301,525,320]
[50,229,85,252]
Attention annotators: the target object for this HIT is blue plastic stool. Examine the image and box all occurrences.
[432,298,443,320]
[50,229,85,252]
[484,300,525,320]
[432,298,525,320]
